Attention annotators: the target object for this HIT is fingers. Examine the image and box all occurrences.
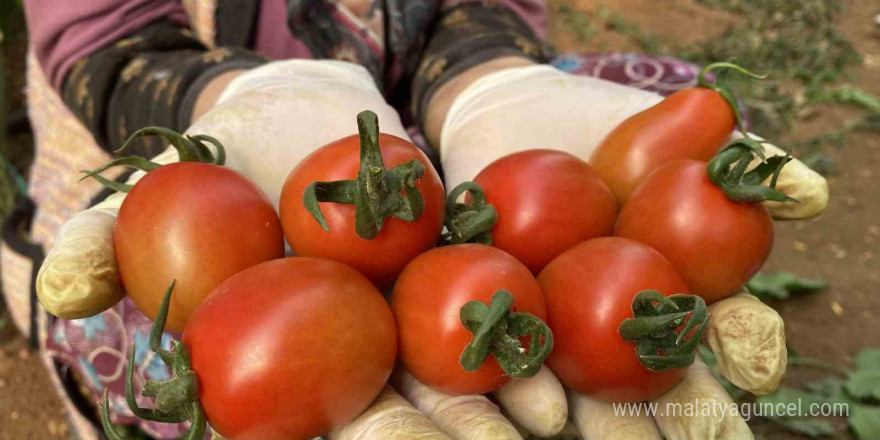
[651,359,753,440]
[740,134,829,219]
[35,206,123,318]
[327,386,452,440]
[569,391,662,440]
[36,146,179,318]
[705,293,787,395]
[391,369,522,440]
[440,65,663,190]
[186,59,410,207]
[492,365,568,438]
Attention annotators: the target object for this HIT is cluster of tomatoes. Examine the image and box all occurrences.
[97,64,792,440]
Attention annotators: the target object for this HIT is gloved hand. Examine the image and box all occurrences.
[424,64,800,440]
[35,58,556,440]
[35,59,410,319]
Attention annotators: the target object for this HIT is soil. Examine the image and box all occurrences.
[1,1,878,439]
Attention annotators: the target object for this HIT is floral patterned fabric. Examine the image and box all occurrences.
[37,51,708,439]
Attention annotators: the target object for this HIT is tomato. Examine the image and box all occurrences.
[589,87,733,204]
[615,160,774,303]
[588,63,763,203]
[472,149,618,274]
[539,237,692,402]
[391,244,550,395]
[182,258,397,440]
[280,111,444,288]
[115,161,284,333]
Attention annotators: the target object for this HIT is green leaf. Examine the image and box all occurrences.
[845,371,880,401]
[746,271,829,301]
[854,349,880,372]
[768,416,835,437]
[851,406,880,440]
[757,386,835,408]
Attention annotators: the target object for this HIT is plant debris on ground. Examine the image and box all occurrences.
[552,0,880,172]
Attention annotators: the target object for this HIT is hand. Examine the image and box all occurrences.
[437,64,828,220]
[385,63,796,440]
[36,59,410,318]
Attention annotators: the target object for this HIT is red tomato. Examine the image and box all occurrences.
[183,258,397,440]
[539,237,690,402]
[391,244,547,395]
[115,162,284,333]
[589,87,734,204]
[615,160,774,303]
[280,132,444,288]
[473,149,618,274]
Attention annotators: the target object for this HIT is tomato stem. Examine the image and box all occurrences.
[81,127,227,193]
[442,182,497,245]
[302,110,427,240]
[706,137,800,203]
[697,62,767,137]
[459,290,554,378]
[101,281,208,440]
[619,290,709,372]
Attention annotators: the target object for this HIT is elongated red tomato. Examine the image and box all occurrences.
[280,112,444,288]
[183,258,397,440]
[539,237,691,403]
[116,161,284,332]
[392,245,549,395]
[473,149,618,274]
[589,87,734,203]
[615,160,774,303]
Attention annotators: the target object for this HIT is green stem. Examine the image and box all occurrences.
[619,290,709,372]
[705,137,799,203]
[459,290,553,378]
[443,182,497,245]
[101,281,207,440]
[302,110,427,240]
[697,62,768,137]
[82,127,226,193]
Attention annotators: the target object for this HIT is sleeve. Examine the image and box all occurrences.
[24,1,266,155]
[410,0,549,130]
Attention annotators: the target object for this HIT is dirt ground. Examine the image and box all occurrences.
[1,1,878,439]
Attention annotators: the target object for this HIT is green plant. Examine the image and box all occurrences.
[746,271,829,301]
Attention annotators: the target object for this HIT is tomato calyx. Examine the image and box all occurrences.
[619,290,709,372]
[442,181,498,245]
[101,281,207,440]
[459,290,554,378]
[81,127,227,193]
[303,110,427,240]
[697,62,767,136]
[706,137,800,203]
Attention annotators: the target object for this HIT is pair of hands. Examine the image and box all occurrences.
[38,58,823,439]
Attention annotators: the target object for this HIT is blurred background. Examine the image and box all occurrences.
[1,0,878,439]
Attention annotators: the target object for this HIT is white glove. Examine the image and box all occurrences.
[440,65,827,219]
[433,64,795,440]
[36,60,408,318]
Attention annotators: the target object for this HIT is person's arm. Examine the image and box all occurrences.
[412,1,548,147]
[24,0,265,155]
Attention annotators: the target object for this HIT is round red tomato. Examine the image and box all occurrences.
[615,160,774,303]
[473,149,618,274]
[115,161,284,333]
[539,237,690,402]
[391,244,548,395]
[280,113,444,288]
[183,258,397,440]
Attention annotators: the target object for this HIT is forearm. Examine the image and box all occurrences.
[412,2,547,148]
[424,56,537,148]
[59,21,265,153]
